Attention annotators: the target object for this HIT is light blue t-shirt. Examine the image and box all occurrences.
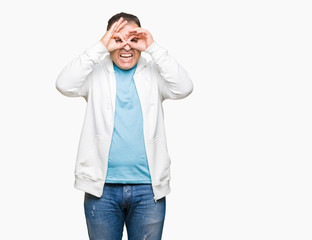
[105,63,152,184]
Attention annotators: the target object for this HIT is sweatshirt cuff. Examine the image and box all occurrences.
[85,40,108,63]
[145,41,167,63]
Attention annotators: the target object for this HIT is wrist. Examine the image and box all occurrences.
[145,41,167,62]
[145,41,158,53]
[146,40,154,50]
[100,38,107,49]
[85,40,109,63]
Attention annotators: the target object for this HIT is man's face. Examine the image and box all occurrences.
[110,22,141,70]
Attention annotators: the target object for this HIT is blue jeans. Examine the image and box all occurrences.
[84,184,166,240]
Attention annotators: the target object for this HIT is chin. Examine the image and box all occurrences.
[119,64,134,70]
[116,60,138,70]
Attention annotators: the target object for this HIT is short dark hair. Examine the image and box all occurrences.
[107,12,141,31]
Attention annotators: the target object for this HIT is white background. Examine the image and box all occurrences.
[0,0,311,239]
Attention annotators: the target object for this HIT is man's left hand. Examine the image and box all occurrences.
[126,28,154,51]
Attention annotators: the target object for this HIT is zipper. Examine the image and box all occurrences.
[133,71,158,202]
[101,71,116,184]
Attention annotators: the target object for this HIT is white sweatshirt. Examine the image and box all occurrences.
[56,40,193,201]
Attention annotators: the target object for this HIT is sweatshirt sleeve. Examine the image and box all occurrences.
[55,41,108,98]
[145,42,193,100]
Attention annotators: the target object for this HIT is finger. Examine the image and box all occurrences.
[127,34,142,44]
[107,21,118,35]
[113,32,127,42]
[128,30,144,35]
[113,17,124,32]
[119,33,126,42]
[127,34,136,41]
[127,30,144,37]
[109,39,127,51]
[129,31,148,38]
[126,35,136,45]
[127,37,141,47]
[129,28,149,34]
[128,27,143,32]
[128,33,146,41]
[116,20,128,32]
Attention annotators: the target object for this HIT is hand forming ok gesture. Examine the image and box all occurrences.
[127,28,154,51]
[100,17,128,52]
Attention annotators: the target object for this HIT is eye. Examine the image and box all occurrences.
[131,38,138,43]
[115,38,122,43]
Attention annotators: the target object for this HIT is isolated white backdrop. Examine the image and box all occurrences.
[0,0,311,239]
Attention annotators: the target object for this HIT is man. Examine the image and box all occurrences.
[56,12,193,240]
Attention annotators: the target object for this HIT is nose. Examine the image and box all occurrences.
[123,44,131,51]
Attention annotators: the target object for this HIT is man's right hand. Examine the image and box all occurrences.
[100,17,128,52]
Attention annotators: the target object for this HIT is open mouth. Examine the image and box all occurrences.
[120,53,133,59]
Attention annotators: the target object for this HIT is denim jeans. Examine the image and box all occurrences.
[84,183,166,240]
